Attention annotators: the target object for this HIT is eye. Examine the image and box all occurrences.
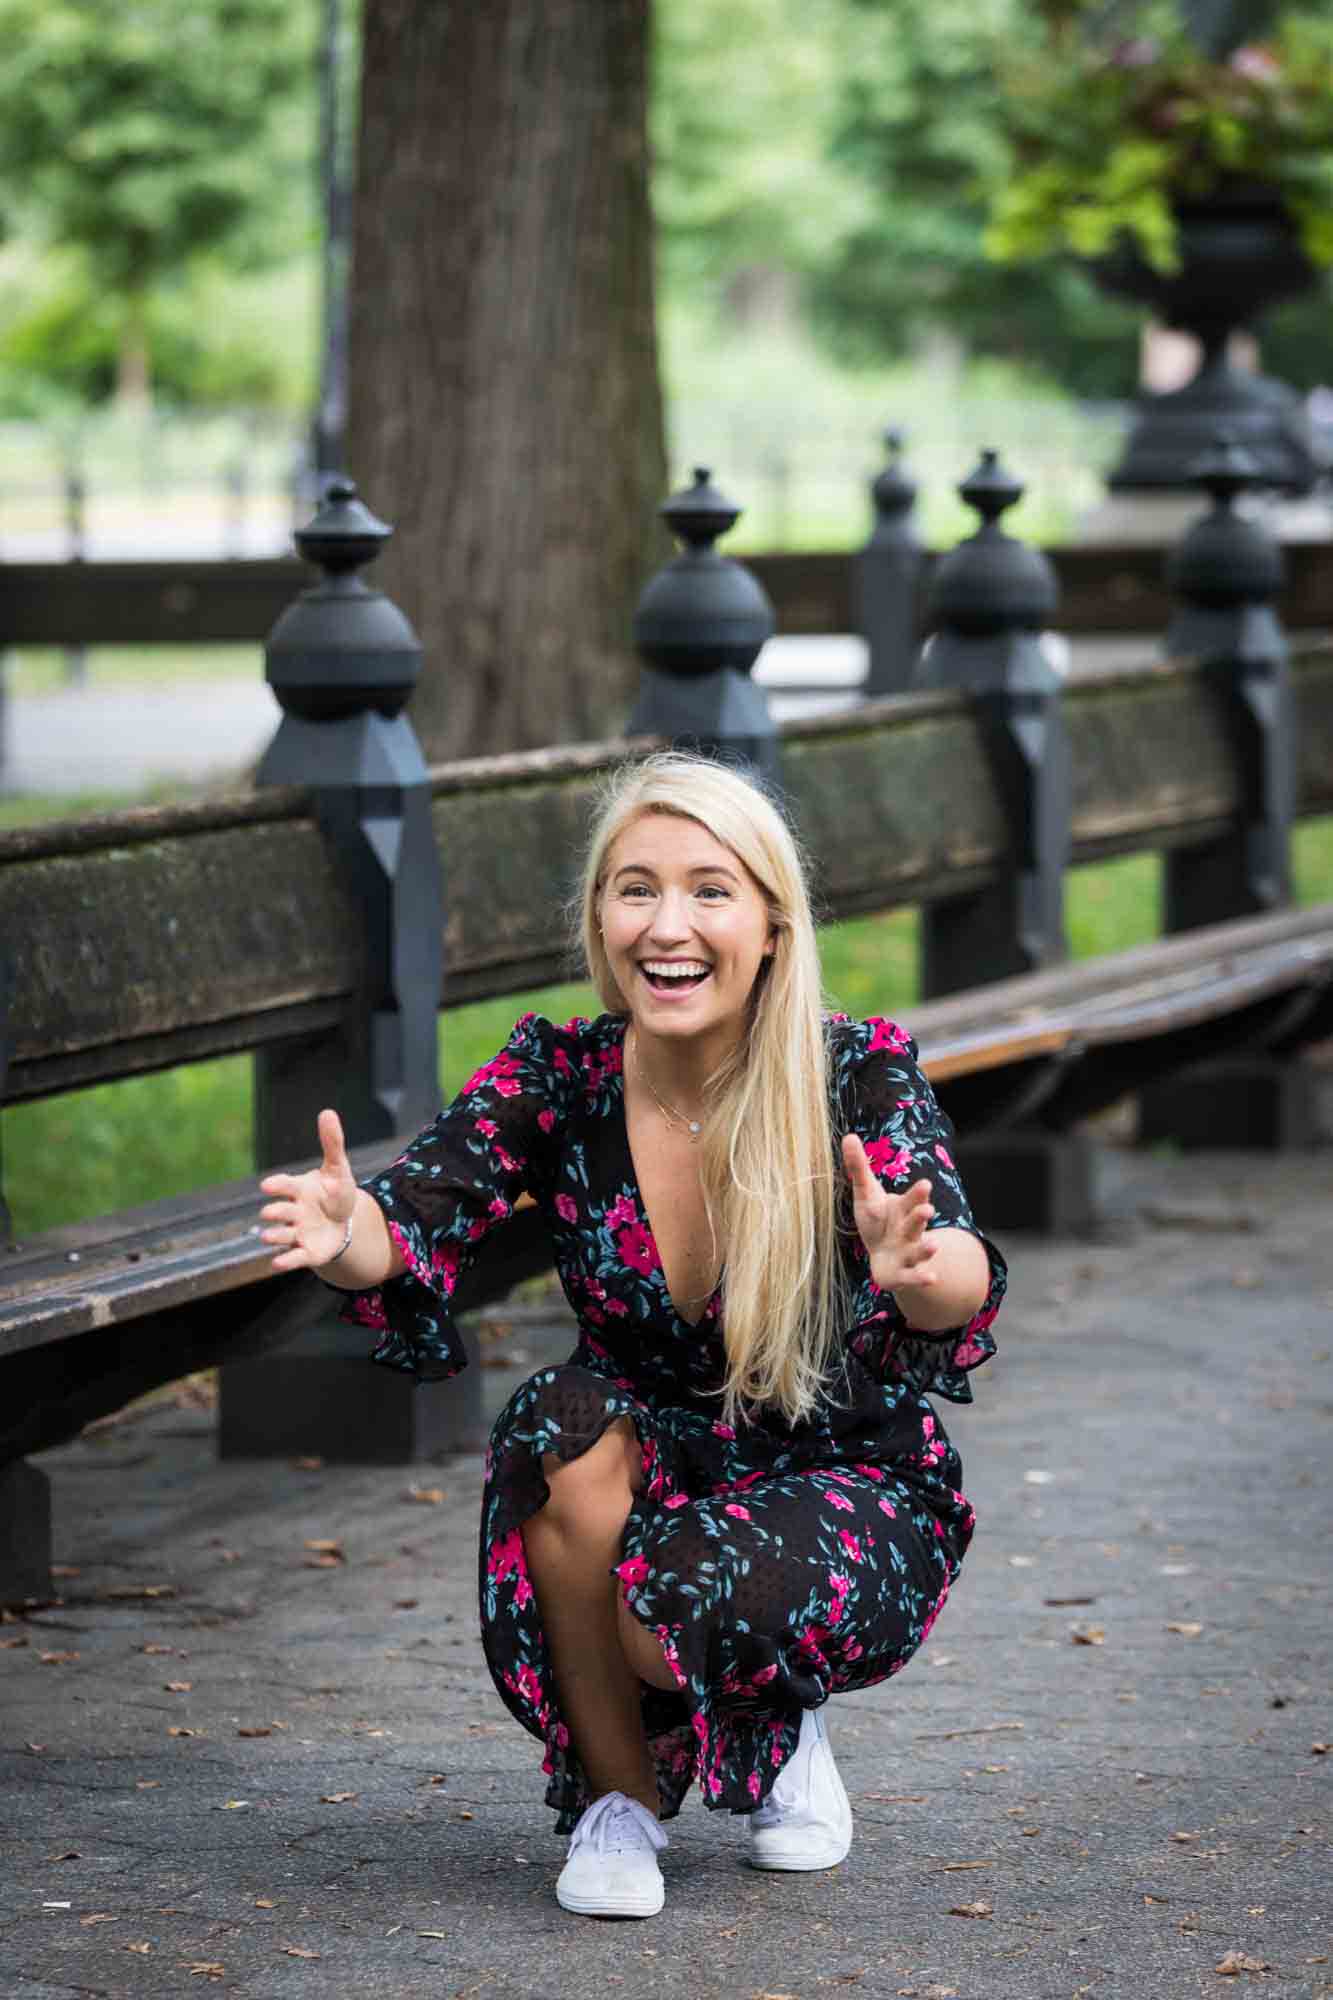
[620,882,653,899]
[696,884,731,900]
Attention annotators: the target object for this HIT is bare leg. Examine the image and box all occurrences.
[521,1417,674,1816]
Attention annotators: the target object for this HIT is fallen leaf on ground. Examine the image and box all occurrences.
[949,1900,993,1918]
[237,1725,272,1738]
[50,1564,80,1578]
[424,1773,447,1786]
[1171,1831,1198,1843]
[1045,1596,1096,1607]
[135,1780,159,1790]
[1215,1951,1271,1976]
[1166,1622,1203,1637]
[164,1681,192,1693]
[1143,1895,1168,1905]
[457,1809,474,1820]
[923,1723,1023,1742]
[303,1538,343,1555]
[406,1486,445,1504]
[186,1965,225,1980]
[47,1849,80,1860]
[292,1456,323,1470]
[0,1635,29,1648]
[80,1913,117,1925]
[1071,1627,1105,1646]
[304,1554,342,1569]
[981,1764,1009,1773]
[140,1643,174,1656]
[394,1599,419,1610]
[219,1800,250,1810]
[281,1945,320,1959]
[125,1943,152,1954]
[26,1743,48,1753]
[1311,1742,1330,1755]
[104,1584,174,1600]
[320,1791,357,1804]
[39,1651,80,1665]
[167,1727,202,1738]
[940,1860,993,1871]
[255,1898,276,1909]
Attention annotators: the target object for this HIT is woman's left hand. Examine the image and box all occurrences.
[841,1133,939,1294]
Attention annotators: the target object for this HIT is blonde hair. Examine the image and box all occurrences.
[579,752,849,1428]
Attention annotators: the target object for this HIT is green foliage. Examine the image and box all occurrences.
[0,0,315,402]
[982,2,1333,270]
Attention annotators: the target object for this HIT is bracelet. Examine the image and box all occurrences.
[321,1214,356,1267]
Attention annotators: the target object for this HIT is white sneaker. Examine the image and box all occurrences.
[555,1790,668,1917]
[747,1706,853,1871]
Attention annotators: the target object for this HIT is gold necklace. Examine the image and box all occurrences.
[631,1033,704,1142]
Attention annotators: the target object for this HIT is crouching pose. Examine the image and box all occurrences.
[259,751,1005,1919]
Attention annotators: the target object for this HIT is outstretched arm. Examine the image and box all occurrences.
[259,1108,408,1291]
[842,1132,991,1334]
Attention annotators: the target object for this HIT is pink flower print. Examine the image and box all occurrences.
[878,1497,898,1519]
[475,1116,498,1137]
[934,1142,954,1169]
[467,1218,489,1240]
[487,1528,524,1582]
[554,1193,578,1225]
[921,1412,935,1438]
[712,1421,736,1441]
[495,1146,521,1174]
[825,1489,854,1513]
[863,1137,913,1181]
[752,1662,778,1685]
[616,1221,660,1276]
[664,1493,690,1510]
[555,1721,570,1750]
[494,1076,521,1097]
[724,1503,752,1522]
[692,1712,710,1745]
[515,1663,542,1711]
[953,1335,986,1367]
[537,1107,556,1133]
[853,1462,885,1481]
[488,1196,511,1219]
[513,1572,534,1612]
[428,1242,460,1293]
[618,1554,650,1592]
[605,1192,638,1230]
[824,1470,856,1486]
[867,1017,911,1055]
[747,1771,762,1802]
[842,1639,863,1662]
[604,1297,629,1317]
[462,1052,521,1095]
[838,1528,864,1563]
[553,1047,572,1075]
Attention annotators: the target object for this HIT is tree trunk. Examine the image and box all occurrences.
[116,294,152,410]
[347,0,667,761]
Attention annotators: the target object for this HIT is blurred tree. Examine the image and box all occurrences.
[347,0,666,761]
[0,0,314,405]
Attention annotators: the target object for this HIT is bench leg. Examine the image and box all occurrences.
[0,1459,53,1605]
[217,1310,487,1463]
[1137,1056,1327,1152]
[956,1130,1109,1237]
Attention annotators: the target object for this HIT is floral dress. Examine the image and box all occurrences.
[346,1011,1005,1834]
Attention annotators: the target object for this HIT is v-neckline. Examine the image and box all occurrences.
[612,1021,721,1333]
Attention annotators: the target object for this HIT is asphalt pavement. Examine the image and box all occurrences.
[4,1144,1331,1999]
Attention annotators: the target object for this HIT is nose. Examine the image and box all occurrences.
[647,888,693,944]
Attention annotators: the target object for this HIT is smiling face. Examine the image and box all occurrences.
[598,810,776,1053]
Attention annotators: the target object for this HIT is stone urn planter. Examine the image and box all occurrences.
[1092,182,1319,493]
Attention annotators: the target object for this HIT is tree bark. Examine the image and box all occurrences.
[347,0,667,761]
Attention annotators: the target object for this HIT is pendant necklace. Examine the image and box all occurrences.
[631,1032,704,1142]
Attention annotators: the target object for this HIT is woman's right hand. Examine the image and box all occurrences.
[258,1108,358,1273]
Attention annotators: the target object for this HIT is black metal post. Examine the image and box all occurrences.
[916,452,1083,1234]
[220,479,474,1462]
[63,467,87,688]
[917,449,1069,998]
[1139,433,1312,1148]
[858,429,924,697]
[629,467,780,788]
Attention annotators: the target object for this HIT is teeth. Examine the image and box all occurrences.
[642,960,710,980]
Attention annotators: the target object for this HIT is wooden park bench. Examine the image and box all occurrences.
[4,644,1333,1600]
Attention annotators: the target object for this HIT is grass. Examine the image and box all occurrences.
[10,822,1332,1239]
[4,645,262,699]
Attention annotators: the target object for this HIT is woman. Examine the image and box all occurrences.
[258,752,1004,1920]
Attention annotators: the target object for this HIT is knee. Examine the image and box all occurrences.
[540,1417,639,1525]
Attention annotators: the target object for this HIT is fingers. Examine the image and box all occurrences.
[318,1107,349,1177]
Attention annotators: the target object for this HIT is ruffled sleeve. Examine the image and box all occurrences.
[831,1015,1006,1404]
[341,1012,577,1383]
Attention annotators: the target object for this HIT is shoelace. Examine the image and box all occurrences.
[568,1791,668,1860]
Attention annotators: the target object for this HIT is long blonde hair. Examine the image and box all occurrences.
[579,752,849,1428]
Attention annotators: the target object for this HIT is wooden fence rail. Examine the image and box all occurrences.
[6,647,1333,1110]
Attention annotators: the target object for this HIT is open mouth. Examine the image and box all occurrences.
[639,959,713,995]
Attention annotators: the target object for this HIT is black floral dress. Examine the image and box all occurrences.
[345,1012,1005,1833]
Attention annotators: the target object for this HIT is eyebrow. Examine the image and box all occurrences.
[611,861,741,884]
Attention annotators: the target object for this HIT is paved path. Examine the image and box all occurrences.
[4,1146,1331,1998]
